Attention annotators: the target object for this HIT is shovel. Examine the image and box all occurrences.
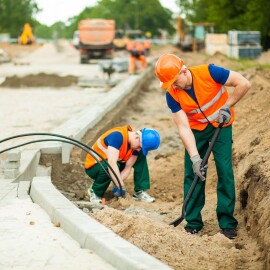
[169,121,225,227]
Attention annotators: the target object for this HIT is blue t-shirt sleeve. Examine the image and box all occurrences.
[166,92,182,113]
[208,64,230,84]
[104,131,123,150]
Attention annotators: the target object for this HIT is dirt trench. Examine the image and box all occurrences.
[45,51,270,269]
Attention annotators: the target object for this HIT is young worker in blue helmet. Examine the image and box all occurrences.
[85,125,160,206]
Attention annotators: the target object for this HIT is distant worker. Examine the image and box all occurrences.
[126,40,147,74]
[84,125,160,207]
[144,31,152,56]
[143,39,151,56]
[18,23,35,45]
[155,54,251,239]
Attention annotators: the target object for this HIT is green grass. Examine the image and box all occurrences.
[219,55,270,71]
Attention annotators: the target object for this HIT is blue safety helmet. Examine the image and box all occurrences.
[141,128,160,156]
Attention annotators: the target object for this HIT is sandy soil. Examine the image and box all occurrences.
[0,42,42,59]
[2,42,269,269]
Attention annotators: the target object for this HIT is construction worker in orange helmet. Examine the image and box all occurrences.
[85,125,160,207]
[127,40,147,74]
[143,39,151,56]
[155,53,251,239]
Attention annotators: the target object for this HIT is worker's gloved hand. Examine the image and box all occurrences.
[191,154,207,181]
[217,104,231,124]
[111,186,126,198]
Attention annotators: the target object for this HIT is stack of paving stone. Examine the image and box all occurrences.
[3,151,20,179]
[227,30,262,59]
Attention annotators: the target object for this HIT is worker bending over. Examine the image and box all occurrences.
[85,125,160,206]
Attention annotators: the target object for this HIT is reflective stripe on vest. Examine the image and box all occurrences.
[187,104,223,123]
[187,86,225,115]
[90,138,108,161]
[85,125,133,169]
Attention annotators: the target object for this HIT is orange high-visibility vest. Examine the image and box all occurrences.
[126,40,135,51]
[167,64,234,131]
[135,42,144,52]
[144,39,151,49]
[85,125,134,169]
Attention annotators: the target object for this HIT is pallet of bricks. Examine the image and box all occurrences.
[205,33,228,56]
[227,30,262,59]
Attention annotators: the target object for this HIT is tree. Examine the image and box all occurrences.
[35,22,67,40]
[65,0,174,38]
[176,0,270,49]
[243,0,270,49]
[34,23,53,40]
[0,0,39,37]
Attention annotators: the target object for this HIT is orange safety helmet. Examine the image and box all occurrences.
[155,54,184,88]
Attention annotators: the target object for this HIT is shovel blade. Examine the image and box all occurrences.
[169,216,184,227]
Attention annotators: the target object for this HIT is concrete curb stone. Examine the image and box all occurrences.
[30,176,171,270]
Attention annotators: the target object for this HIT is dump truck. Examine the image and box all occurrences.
[78,19,115,63]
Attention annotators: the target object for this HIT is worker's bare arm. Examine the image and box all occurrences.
[172,110,198,158]
[107,146,124,187]
[224,71,251,107]
[120,155,138,181]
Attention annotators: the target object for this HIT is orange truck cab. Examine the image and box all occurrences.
[78,19,115,64]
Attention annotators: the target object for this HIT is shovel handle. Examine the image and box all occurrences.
[170,121,225,227]
[201,121,224,167]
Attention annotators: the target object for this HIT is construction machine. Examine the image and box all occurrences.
[78,19,115,64]
[113,29,128,50]
[18,23,35,45]
[113,29,144,51]
[192,22,214,51]
[176,17,214,52]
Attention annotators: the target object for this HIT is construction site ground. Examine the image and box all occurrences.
[1,42,270,269]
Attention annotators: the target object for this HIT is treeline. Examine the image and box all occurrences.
[177,0,270,49]
[0,0,269,49]
[0,0,174,40]
[0,0,39,37]
[63,0,175,38]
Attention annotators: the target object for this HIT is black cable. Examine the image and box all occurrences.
[188,71,212,126]
[0,138,111,181]
[0,132,121,188]
[194,96,212,126]
[0,133,123,195]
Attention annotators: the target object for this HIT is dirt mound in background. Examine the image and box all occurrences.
[16,41,80,65]
[256,49,270,65]
[0,41,79,65]
[205,52,240,69]
[0,73,77,88]
[0,42,42,59]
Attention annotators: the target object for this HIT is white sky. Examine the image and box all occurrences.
[34,0,180,26]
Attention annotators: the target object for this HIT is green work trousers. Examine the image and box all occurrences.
[85,152,150,197]
[184,124,238,230]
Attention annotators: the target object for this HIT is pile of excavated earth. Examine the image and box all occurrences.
[1,42,269,269]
